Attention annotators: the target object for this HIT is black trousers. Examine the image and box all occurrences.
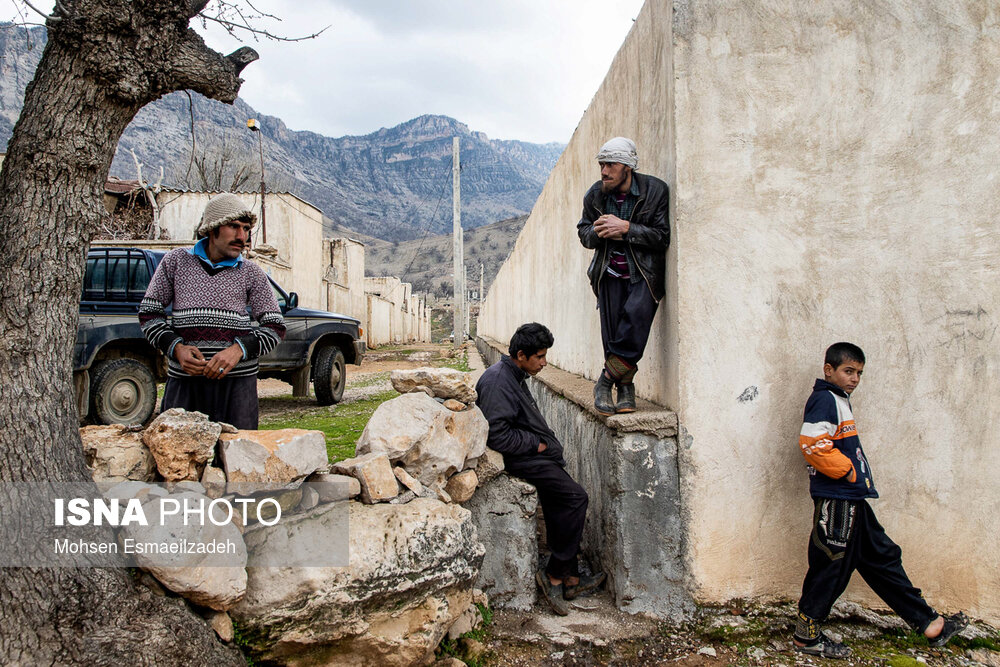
[161,374,260,430]
[598,277,658,379]
[505,457,589,579]
[798,498,937,633]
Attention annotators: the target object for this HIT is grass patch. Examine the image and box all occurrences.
[438,350,471,372]
[435,603,493,666]
[231,621,259,667]
[349,371,391,389]
[259,389,398,462]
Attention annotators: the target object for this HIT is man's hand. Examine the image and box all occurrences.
[204,344,244,380]
[594,214,629,239]
[175,344,207,376]
[538,441,548,453]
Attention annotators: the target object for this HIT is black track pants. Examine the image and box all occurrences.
[504,457,589,579]
[798,498,937,632]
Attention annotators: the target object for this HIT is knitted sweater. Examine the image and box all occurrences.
[139,249,285,378]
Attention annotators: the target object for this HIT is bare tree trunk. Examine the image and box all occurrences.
[0,2,257,662]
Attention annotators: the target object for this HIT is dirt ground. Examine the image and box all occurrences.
[254,343,998,667]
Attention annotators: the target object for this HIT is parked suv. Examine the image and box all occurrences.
[75,247,365,425]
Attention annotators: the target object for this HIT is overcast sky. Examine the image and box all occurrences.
[193,0,646,144]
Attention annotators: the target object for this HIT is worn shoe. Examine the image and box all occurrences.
[563,571,606,600]
[615,382,636,413]
[594,373,615,416]
[793,632,852,660]
[535,569,569,616]
[929,612,968,647]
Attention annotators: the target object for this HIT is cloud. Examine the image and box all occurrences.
[198,0,645,143]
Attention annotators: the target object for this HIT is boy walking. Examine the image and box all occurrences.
[794,342,967,659]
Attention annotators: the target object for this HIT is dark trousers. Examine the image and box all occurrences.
[798,498,937,633]
[161,374,260,430]
[505,457,589,579]
[598,277,658,378]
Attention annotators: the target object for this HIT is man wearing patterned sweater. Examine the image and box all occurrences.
[139,193,285,429]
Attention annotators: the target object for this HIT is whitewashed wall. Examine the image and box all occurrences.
[479,0,1000,623]
[366,294,392,348]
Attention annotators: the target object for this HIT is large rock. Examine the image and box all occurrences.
[219,429,327,491]
[332,453,399,504]
[232,499,485,666]
[142,409,221,481]
[390,367,477,403]
[463,474,538,610]
[120,491,247,611]
[80,425,157,484]
[355,392,488,487]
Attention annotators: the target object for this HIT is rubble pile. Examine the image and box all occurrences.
[77,367,528,665]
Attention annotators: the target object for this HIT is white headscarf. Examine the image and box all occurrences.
[595,137,638,169]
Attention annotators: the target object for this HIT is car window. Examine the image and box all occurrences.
[83,251,151,303]
[271,282,287,309]
[83,256,106,300]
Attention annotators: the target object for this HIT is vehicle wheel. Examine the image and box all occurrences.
[313,346,346,406]
[90,358,157,425]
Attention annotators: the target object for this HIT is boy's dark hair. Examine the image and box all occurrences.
[825,342,865,369]
[509,322,554,359]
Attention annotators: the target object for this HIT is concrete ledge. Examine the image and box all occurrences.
[476,336,692,618]
[477,336,677,437]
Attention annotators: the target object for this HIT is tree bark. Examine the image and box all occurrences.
[0,2,257,662]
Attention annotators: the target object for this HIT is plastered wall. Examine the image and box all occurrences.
[366,294,392,348]
[478,0,677,408]
[479,0,1000,622]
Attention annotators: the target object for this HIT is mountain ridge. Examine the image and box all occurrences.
[0,24,563,242]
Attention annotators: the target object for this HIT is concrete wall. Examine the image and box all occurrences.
[324,238,367,329]
[478,0,676,408]
[479,0,1000,623]
[366,293,392,348]
[477,338,692,617]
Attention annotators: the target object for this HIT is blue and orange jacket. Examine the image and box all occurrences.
[798,379,878,500]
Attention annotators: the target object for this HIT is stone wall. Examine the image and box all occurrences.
[479,0,1000,623]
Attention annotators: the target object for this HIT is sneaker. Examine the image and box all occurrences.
[929,612,968,647]
[535,568,569,616]
[793,632,852,659]
[563,571,607,600]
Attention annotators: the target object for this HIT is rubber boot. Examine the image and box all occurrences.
[594,372,615,416]
[615,382,636,413]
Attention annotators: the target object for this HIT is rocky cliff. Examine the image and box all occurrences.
[0,25,563,241]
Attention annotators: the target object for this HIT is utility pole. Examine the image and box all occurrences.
[479,263,484,302]
[247,118,267,244]
[452,137,463,347]
[463,263,470,339]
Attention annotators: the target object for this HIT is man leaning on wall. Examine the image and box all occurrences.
[577,137,670,415]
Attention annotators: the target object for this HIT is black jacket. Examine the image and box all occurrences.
[474,356,565,466]
[576,172,670,301]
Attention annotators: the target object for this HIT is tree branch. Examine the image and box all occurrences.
[187,0,210,19]
[199,13,328,42]
[20,0,59,22]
